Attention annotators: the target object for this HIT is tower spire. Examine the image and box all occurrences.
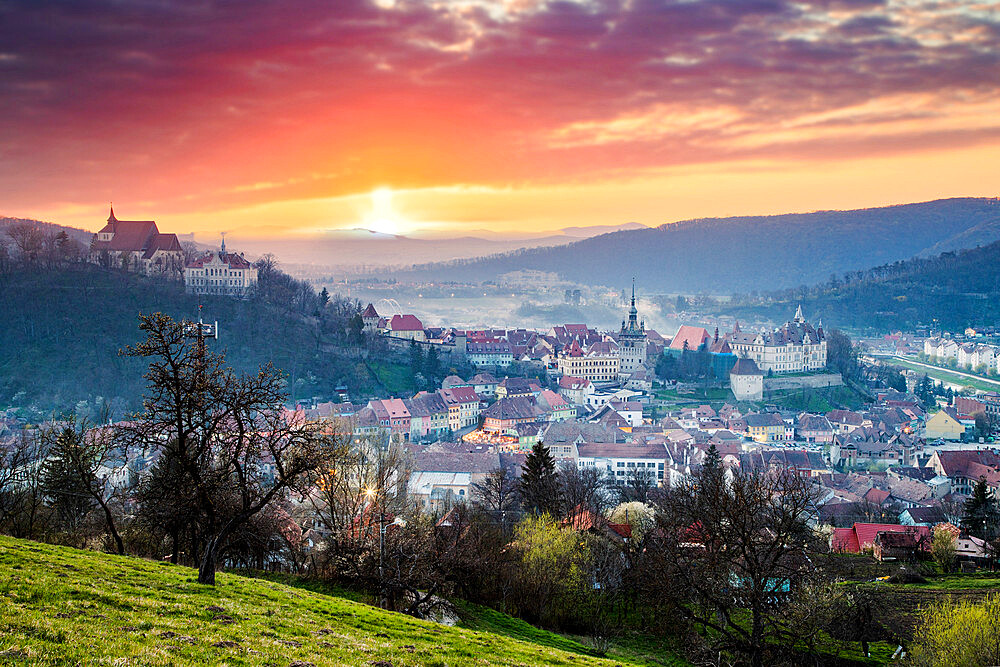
[108,203,116,223]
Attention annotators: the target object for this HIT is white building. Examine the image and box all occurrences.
[730,357,764,401]
[727,306,827,374]
[617,283,648,380]
[184,239,257,297]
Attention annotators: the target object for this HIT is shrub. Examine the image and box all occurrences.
[908,594,1000,666]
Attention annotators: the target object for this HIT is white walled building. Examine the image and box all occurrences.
[727,306,827,374]
[184,239,257,297]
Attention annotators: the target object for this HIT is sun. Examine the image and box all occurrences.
[367,186,401,235]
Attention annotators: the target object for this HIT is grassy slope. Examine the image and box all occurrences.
[887,357,1000,392]
[0,536,630,666]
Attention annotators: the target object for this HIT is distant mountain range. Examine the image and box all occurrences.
[388,198,1000,293]
[214,222,649,272]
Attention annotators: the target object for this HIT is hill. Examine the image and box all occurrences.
[723,239,1000,331]
[0,535,631,666]
[389,198,1000,292]
[0,264,405,417]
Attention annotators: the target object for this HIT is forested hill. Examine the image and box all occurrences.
[724,240,1000,332]
[390,198,1000,292]
[0,264,385,417]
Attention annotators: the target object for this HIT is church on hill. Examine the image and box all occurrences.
[88,206,185,275]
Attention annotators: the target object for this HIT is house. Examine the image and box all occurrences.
[437,386,483,431]
[927,449,1000,495]
[572,441,670,486]
[744,412,788,443]
[558,376,595,405]
[739,449,828,476]
[537,421,624,459]
[184,240,257,298]
[830,522,931,554]
[480,396,541,433]
[925,408,966,441]
[388,314,426,341]
[89,206,184,275]
[796,414,834,444]
[535,390,575,422]
[367,398,411,436]
[469,372,499,398]
[826,410,867,434]
[496,377,538,399]
[873,530,927,562]
[408,450,500,512]
[898,506,946,527]
[729,357,763,401]
[562,505,632,544]
[607,401,644,428]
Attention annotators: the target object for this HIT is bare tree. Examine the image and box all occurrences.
[472,466,521,529]
[6,222,45,264]
[38,418,126,554]
[558,462,610,516]
[122,312,335,585]
[649,465,822,666]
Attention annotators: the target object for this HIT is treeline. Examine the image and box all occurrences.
[723,239,1000,331]
[391,198,1000,292]
[0,224,400,416]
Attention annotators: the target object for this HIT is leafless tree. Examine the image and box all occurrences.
[121,312,336,585]
[472,466,521,529]
[0,432,51,539]
[649,465,822,666]
[6,222,45,264]
[558,462,610,516]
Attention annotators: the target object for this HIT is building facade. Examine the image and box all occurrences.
[89,207,184,275]
[183,239,257,297]
[727,306,827,374]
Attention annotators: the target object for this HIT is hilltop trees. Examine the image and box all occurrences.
[123,312,339,585]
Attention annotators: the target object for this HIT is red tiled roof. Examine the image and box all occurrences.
[390,314,424,331]
[669,325,710,351]
[362,303,379,318]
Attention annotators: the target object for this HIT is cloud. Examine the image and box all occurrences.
[0,0,997,225]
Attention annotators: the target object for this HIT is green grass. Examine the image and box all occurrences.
[887,357,1000,392]
[0,535,637,666]
[454,600,687,666]
[760,384,866,412]
[890,573,1000,591]
[368,360,416,395]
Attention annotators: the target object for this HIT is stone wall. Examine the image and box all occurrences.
[763,373,843,391]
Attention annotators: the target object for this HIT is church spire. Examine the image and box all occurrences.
[220,231,227,257]
[107,203,117,223]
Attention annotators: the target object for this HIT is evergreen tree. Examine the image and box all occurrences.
[424,345,440,379]
[520,442,561,516]
[961,478,999,540]
[319,287,330,307]
[41,427,96,535]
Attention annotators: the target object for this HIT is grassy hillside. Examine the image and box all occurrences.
[0,265,400,416]
[0,535,635,666]
[392,198,1000,292]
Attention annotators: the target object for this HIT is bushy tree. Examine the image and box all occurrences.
[931,525,957,572]
[909,594,1000,667]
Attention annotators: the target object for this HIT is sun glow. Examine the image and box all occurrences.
[365,186,404,235]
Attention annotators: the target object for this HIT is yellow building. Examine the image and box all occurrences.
[745,412,787,443]
[556,340,620,384]
[925,408,965,441]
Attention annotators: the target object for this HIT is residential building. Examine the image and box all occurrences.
[927,449,1000,495]
[466,340,513,367]
[387,314,426,341]
[556,340,620,383]
[745,412,788,443]
[558,376,595,405]
[925,408,965,441]
[572,441,670,486]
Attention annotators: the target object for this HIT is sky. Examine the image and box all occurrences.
[1,0,998,239]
